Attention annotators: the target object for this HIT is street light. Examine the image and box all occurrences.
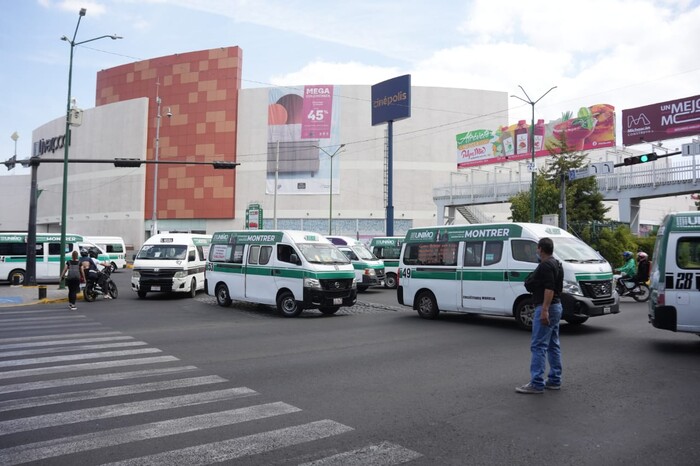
[511,85,556,223]
[151,82,172,237]
[315,144,346,235]
[58,8,122,286]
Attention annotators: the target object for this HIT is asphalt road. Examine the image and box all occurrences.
[1,272,698,465]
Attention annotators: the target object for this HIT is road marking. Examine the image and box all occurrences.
[0,341,147,357]
[0,366,199,395]
[0,316,89,323]
[299,441,423,465]
[102,420,354,466]
[0,331,122,344]
[0,402,300,466]
[0,335,135,350]
[0,348,162,367]
[0,375,228,412]
[0,355,180,380]
[0,387,258,435]
[0,322,104,332]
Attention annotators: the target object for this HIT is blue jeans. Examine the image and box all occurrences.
[529,302,563,389]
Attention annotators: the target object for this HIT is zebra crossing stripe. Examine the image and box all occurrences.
[298,441,423,465]
[0,341,148,358]
[0,316,89,324]
[0,335,135,350]
[0,375,228,412]
[0,323,104,332]
[0,355,179,380]
[0,366,199,395]
[101,420,354,466]
[0,348,162,367]
[0,331,122,344]
[0,387,258,435]
[0,402,300,466]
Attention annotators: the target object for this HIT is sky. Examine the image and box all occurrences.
[2,0,700,176]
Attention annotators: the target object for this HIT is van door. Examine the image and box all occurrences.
[507,238,538,298]
[461,241,483,311]
[33,242,49,280]
[668,235,700,332]
[273,244,303,301]
[245,244,275,304]
[480,240,509,314]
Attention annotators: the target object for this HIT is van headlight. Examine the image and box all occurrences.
[303,277,322,289]
[562,279,583,296]
[174,270,188,279]
[132,270,140,279]
[351,278,358,289]
[364,268,376,276]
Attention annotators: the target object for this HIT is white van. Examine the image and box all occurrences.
[369,236,404,289]
[131,233,211,298]
[326,236,385,291]
[0,232,109,284]
[649,211,700,335]
[397,223,619,330]
[85,236,127,271]
[206,230,357,317]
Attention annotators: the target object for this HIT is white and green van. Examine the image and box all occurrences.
[649,211,700,335]
[326,236,385,291]
[85,236,127,271]
[397,223,619,330]
[131,233,211,298]
[205,230,357,317]
[0,232,108,284]
[369,236,404,289]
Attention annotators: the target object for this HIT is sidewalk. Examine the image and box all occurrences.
[0,283,71,307]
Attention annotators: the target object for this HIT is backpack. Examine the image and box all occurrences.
[524,258,563,294]
[66,260,81,280]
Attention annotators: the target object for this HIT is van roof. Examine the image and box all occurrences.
[660,211,700,233]
[326,236,363,246]
[143,233,211,246]
[404,223,572,243]
[85,236,125,243]
[211,230,330,245]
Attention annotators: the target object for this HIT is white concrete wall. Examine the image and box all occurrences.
[0,174,31,231]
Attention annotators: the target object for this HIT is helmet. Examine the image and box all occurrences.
[80,249,89,257]
[622,251,633,259]
[89,250,98,259]
[637,251,648,259]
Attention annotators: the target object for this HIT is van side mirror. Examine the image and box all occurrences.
[290,253,301,265]
[132,254,136,261]
[188,251,196,262]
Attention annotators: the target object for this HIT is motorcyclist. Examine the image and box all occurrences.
[87,250,113,299]
[614,251,637,290]
[79,249,97,285]
[634,251,650,284]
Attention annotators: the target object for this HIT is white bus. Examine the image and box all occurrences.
[326,236,385,291]
[206,230,357,317]
[369,236,404,289]
[85,236,127,271]
[131,233,211,298]
[0,232,108,284]
[397,223,619,330]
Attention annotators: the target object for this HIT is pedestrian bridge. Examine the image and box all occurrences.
[433,155,700,233]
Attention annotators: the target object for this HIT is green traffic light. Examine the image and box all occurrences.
[640,154,649,162]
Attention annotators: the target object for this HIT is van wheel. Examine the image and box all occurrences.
[319,306,340,315]
[137,290,147,299]
[565,316,588,326]
[216,284,232,307]
[188,278,197,298]
[415,291,439,319]
[9,269,25,285]
[277,291,303,317]
[515,299,535,330]
[385,273,397,289]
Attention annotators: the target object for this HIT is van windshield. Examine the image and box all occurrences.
[137,244,188,260]
[552,237,606,263]
[351,245,377,260]
[298,243,350,265]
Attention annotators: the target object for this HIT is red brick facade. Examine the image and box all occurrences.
[95,47,241,220]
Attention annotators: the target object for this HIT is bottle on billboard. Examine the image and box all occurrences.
[533,119,546,152]
[515,120,529,155]
[499,126,515,158]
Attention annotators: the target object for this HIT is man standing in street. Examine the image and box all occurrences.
[516,237,563,394]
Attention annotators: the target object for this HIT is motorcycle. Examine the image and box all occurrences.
[84,266,118,302]
[615,276,650,302]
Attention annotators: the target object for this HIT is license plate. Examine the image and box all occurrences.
[333,298,342,305]
[603,306,611,314]
[151,286,161,291]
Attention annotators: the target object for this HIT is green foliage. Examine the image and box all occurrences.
[573,222,656,267]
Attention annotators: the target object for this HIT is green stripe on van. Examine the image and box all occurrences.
[574,272,613,280]
[210,264,353,280]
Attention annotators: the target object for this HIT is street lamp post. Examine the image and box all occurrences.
[511,85,557,223]
[151,82,171,237]
[58,8,122,286]
[315,144,345,235]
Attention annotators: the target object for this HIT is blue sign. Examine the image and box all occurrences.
[371,75,411,126]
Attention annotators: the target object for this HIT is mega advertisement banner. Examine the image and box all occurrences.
[622,94,700,146]
[371,74,411,126]
[456,104,615,168]
[267,85,341,195]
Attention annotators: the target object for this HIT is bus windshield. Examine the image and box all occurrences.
[137,244,188,260]
[298,243,351,265]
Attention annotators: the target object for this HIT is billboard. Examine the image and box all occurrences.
[622,94,700,146]
[371,74,411,126]
[456,104,615,168]
[267,85,341,195]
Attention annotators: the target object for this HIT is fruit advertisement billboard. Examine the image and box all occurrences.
[622,94,700,146]
[456,104,615,168]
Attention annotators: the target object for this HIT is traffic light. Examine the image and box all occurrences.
[113,158,143,167]
[623,152,658,165]
[211,161,239,169]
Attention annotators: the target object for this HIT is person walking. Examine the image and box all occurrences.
[516,237,563,394]
[62,250,85,310]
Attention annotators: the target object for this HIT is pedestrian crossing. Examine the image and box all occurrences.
[0,307,422,465]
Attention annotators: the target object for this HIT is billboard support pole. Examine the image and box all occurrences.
[387,120,394,236]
